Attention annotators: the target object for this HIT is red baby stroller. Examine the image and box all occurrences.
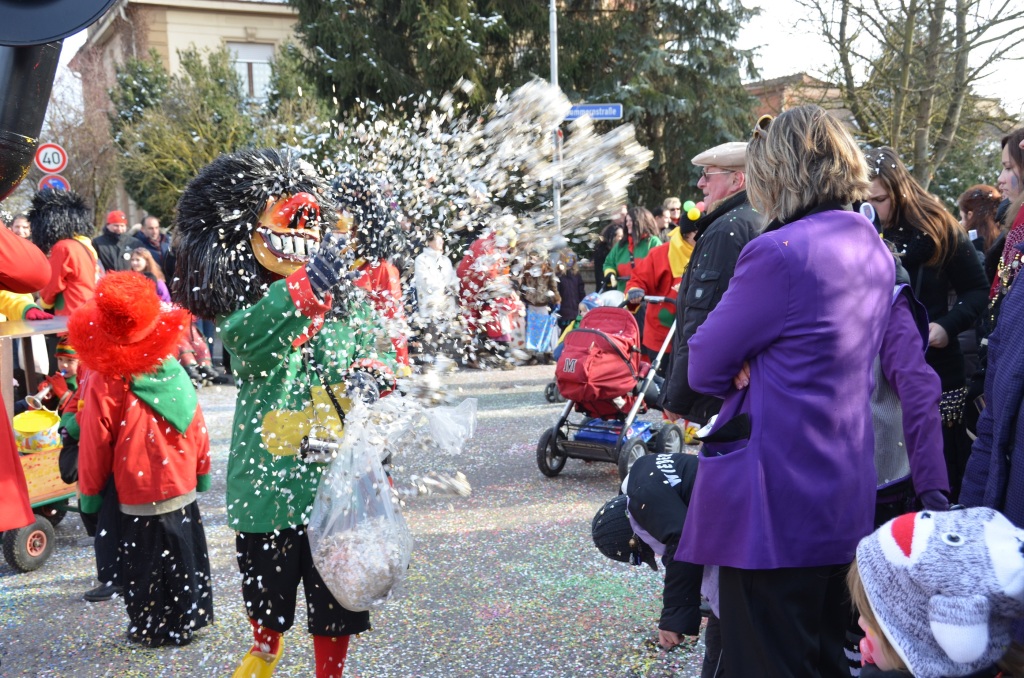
[536,296,686,481]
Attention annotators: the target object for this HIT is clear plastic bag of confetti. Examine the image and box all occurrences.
[309,402,413,612]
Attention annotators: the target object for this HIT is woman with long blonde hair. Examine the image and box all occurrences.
[865,148,988,502]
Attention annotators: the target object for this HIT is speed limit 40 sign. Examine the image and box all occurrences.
[34,142,68,174]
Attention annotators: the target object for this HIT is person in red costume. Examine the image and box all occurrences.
[29,189,98,318]
[0,222,52,533]
[70,271,213,647]
[456,225,522,369]
[625,223,697,375]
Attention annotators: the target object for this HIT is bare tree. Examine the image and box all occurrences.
[799,0,1023,188]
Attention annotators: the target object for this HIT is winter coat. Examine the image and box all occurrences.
[884,224,988,392]
[602,235,661,291]
[960,244,1024,528]
[0,227,51,532]
[355,259,409,366]
[133,231,173,280]
[39,236,97,316]
[77,360,211,513]
[678,207,894,569]
[875,283,948,496]
[625,453,703,635]
[457,235,521,339]
[92,229,135,273]
[555,270,585,327]
[660,191,760,424]
[518,265,561,307]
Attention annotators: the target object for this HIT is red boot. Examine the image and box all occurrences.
[313,634,351,678]
[232,619,283,678]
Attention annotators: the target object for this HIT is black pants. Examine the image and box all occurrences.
[701,612,724,678]
[120,501,213,646]
[236,527,371,637]
[718,564,849,678]
[79,477,121,586]
[942,421,973,503]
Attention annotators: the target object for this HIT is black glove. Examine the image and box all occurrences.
[305,232,351,299]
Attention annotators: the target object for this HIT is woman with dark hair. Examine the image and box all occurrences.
[592,220,623,289]
[958,184,1003,268]
[601,205,661,292]
[865,147,988,502]
[679,106,895,676]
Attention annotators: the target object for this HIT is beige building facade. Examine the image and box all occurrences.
[70,0,299,224]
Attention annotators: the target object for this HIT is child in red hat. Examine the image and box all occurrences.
[68,271,213,646]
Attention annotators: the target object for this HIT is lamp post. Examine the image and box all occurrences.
[550,0,562,233]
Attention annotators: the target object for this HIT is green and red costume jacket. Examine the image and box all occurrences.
[602,235,661,292]
[219,267,393,534]
[625,230,694,354]
[77,359,210,513]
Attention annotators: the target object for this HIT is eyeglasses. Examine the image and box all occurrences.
[752,114,774,140]
[700,168,735,179]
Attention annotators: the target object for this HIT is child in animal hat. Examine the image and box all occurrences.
[68,270,213,646]
[849,507,1024,677]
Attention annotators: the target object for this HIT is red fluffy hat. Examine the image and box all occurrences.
[68,271,189,377]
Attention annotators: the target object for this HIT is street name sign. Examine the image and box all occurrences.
[565,103,623,121]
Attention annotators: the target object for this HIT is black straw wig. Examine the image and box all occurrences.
[28,189,93,255]
[171,148,338,318]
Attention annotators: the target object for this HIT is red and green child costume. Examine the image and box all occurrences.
[625,228,694,355]
[69,271,212,647]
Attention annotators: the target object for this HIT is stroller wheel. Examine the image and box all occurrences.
[617,436,648,481]
[653,423,685,455]
[544,382,560,403]
[537,427,568,477]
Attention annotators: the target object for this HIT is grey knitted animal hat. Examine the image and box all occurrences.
[856,507,1024,678]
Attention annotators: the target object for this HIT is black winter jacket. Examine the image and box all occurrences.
[626,452,702,635]
[660,191,761,424]
[92,229,135,273]
[885,224,988,392]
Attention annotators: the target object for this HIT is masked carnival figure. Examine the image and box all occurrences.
[171,149,395,678]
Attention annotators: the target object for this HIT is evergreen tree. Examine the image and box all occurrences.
[287,0,758,205]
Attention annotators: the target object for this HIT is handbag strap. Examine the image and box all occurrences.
[304,348,347,425]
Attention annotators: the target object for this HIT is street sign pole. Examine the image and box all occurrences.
[550,0,562,235]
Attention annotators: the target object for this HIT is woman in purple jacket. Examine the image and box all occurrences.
[678,106,896,677]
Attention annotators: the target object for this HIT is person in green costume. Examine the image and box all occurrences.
[602,205,662,292]
[170,148,395,678]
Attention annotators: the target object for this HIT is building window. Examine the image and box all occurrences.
[227,42,275,100]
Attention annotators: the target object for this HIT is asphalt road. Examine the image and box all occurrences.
[1,364,705,677]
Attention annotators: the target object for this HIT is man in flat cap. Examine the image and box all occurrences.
[661,140,759,429]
